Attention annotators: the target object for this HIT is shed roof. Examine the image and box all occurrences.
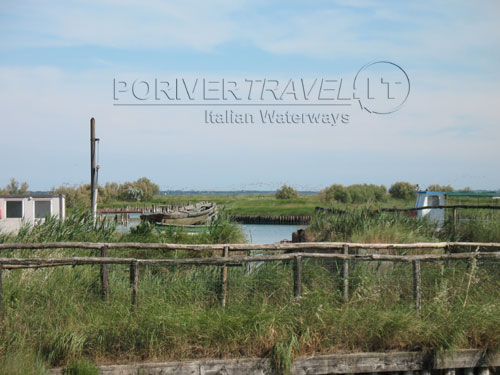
[0,194,65,199]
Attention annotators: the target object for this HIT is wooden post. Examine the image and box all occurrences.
[220,246,229,308]
[100,246,109,302]
[452,207,458,234]
[0,264,3,315]
[412,260,422,313]
[293,255,302,297]
[130,261,139,306]
[342,244,349,303]
[90,117,99,223]
[478,368,490,375]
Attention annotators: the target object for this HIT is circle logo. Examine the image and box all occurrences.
[353,61,410,114]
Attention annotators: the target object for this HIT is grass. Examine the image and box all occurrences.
[0,256,498,372]
[100,193,410,216]
[0,209,499,373]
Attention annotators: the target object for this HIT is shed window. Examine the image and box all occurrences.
[35,201,51,218]
[427,195,440,207]
[6,201,23,218]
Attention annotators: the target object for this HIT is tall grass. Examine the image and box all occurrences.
[307,208,438,243]
[0,208,499,373]
[0,256,498,371]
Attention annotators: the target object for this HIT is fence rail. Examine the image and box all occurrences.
[1,241,500,251]
[0,241,499,311]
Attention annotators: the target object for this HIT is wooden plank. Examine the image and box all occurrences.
[48,350,500,375]
[294,351,429,374]
[433,349,500,369]
[294,350,500,374]
[3,240,500,253]
[0,251,499,268]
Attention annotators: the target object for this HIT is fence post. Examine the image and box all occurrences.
[130,261,139,306]
[342,244,349,303]
[293,255,302,297]
[452,207,458,234]
[412,260,422,313]
[0,264,3,315]
[100,246,110,302]
[220,246,229,309]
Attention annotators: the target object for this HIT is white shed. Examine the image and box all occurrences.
[0,194,66,234]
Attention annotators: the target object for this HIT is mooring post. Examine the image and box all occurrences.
[412,260,422,313]
[220,246,229,309]
[100,246,110,302]
[293,255,302,297]
[342,244,349,303]
[130,261,139,306]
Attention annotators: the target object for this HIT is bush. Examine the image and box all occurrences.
[319,184,351,204]
[427,184,454,192]
[347,184,387,203]
[275,185,299,200]
[389,181,417,200]
[118,177,159,202]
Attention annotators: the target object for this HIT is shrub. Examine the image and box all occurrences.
[346,184,387,203]
[118,177,159,202]
[319,184,351,204]
[2,178,29,194]
[389,181,417,200]
[427,184,454,192]
[276,185,299,200]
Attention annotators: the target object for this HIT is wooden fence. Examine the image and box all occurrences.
[0,241,499,312]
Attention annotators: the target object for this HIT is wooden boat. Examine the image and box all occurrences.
[155,223,210,233]
[140,202,216,225]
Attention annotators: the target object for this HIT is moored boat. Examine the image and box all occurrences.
[140,202,217,225]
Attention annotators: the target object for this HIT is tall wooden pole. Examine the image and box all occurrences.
[90,118,98,223]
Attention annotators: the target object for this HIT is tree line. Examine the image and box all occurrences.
[275,182,460,202]
[0,177,159,209]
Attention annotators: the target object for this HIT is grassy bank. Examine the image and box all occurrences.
[0,210,499,374]
[1,247,498,373]
[101,193,410,216]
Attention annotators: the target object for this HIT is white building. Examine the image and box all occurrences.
[0,194,66,234]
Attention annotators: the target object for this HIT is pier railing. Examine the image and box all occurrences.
[0,241,499,311]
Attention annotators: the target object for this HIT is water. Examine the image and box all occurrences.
[105,213,302,243]
[242,224,303,244]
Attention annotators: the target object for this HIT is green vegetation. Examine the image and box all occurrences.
[275,185,299,200]
[427,184,454,192]
[306,208,437,243]
[63,359,99,375]
[389,181,417,201]
[52,177,159,210]
[0,178,29,195]
[103,193,324,216]
[319,184,387,204]
[305,207,500,244]
[0,210,499,373]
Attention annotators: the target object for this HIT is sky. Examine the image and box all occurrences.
[0,0,499,191]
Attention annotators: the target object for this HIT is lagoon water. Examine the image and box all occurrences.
[108,213,302,243]
[242,224,303,244]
